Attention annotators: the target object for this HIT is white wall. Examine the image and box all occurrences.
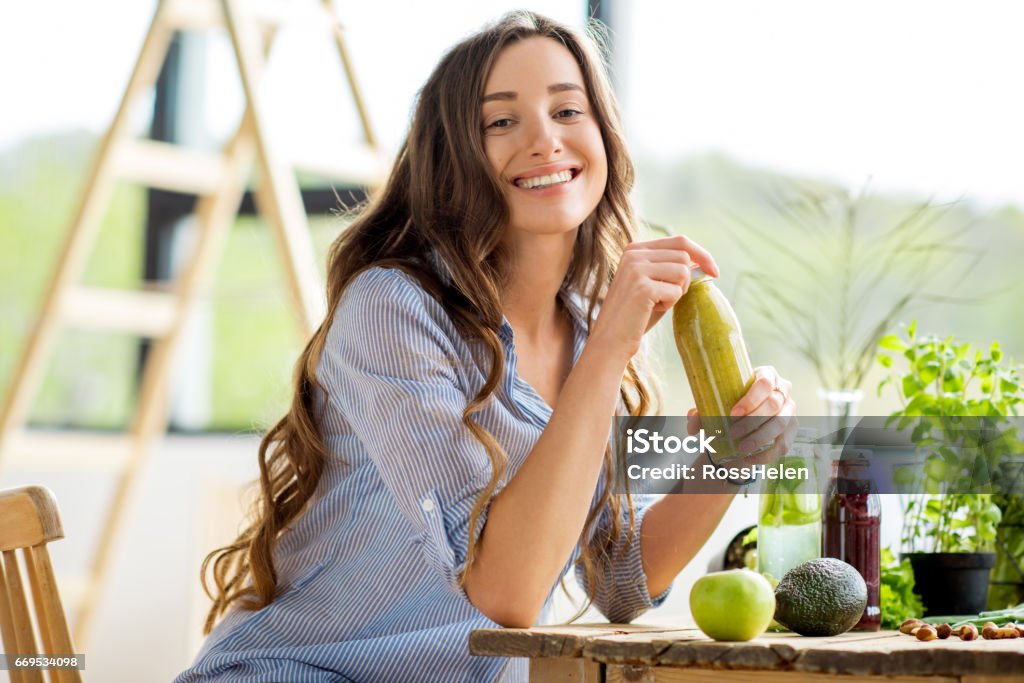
[1,435,258,682]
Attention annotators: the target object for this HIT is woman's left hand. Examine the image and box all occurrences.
[728,366,796,458]
[687,366,797,460]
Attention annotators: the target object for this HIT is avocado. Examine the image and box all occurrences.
[773,558,867,636]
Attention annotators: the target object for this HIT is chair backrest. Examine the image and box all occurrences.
[0,486,82,683]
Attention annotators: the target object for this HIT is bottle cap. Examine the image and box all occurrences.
[690,267,712,284]
[833,449,872,478]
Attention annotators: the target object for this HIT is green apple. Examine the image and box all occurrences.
[689,569,776,641]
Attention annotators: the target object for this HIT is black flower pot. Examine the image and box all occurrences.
[904,552,996,617]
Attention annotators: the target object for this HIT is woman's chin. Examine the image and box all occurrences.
[506,216,587,239]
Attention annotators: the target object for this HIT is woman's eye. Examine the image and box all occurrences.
[556,108,583,119]
[486,118,514,129]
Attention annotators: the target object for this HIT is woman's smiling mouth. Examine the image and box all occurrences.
[512,167,581,192]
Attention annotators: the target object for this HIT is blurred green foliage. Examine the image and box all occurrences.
[880,547,924,629]
[0,131,340,431]
[1,132,143,428]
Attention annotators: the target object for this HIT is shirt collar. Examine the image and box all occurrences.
[425,248,589,350]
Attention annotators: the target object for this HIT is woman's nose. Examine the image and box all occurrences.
[525,117,562,157]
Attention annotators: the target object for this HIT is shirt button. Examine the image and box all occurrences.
[421,498,435,513]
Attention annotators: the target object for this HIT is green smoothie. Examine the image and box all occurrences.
[672,271,754,464]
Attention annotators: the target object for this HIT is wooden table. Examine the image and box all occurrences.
[469,624,1024,682]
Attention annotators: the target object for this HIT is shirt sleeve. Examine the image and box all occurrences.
[574,493,671,623]
[317,267,499,594]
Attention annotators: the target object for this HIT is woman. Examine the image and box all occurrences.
[177,10,794,683]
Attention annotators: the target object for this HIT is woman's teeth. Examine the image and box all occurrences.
[515,170,574,189]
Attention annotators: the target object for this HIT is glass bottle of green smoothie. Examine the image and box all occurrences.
[672,269,754,465]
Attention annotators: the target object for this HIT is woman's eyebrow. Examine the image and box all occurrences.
[481,82,584,103]
[548,82,583,95]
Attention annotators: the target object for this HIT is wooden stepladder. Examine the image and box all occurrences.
[0,0,383,649]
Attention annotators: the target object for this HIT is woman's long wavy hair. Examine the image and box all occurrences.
[201,10,658,633]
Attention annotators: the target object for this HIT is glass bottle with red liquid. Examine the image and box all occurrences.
[823,448,881,631]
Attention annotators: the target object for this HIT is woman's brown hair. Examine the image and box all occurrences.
[201,10,657,633]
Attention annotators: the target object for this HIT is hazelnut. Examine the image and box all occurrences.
[979,624,1019,639]
[900,618,924,635]
[957,624,978,641]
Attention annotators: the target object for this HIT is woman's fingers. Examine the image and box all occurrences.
[687,408,700,436]
[625,235,719,277]
[731,366,791,418]
[592,234,718,361]
[743,409,799,466]
[611,259,691,323]
[637,262,691,311]
[688,404,796,464]
[733,401,797,455]
[725,365,796,455]
[646,281,685,312]
[637,261,691,283]
[621,248,693,265]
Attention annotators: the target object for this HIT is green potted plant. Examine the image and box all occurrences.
[876,322,1024,615]
[989,493,1024,609]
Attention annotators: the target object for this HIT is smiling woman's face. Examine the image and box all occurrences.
[481,36,608,241]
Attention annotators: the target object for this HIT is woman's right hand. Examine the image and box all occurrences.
[589,235,719,363]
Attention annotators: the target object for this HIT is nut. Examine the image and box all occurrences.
[936,623,952,639]
[900,618,924,635]
[981,624,1018,640]
[956,624,978,641]
[916,625,938,641]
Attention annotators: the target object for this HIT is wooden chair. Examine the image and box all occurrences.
[0,486,82,683]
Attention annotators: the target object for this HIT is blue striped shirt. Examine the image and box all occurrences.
[176,266,668,683]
